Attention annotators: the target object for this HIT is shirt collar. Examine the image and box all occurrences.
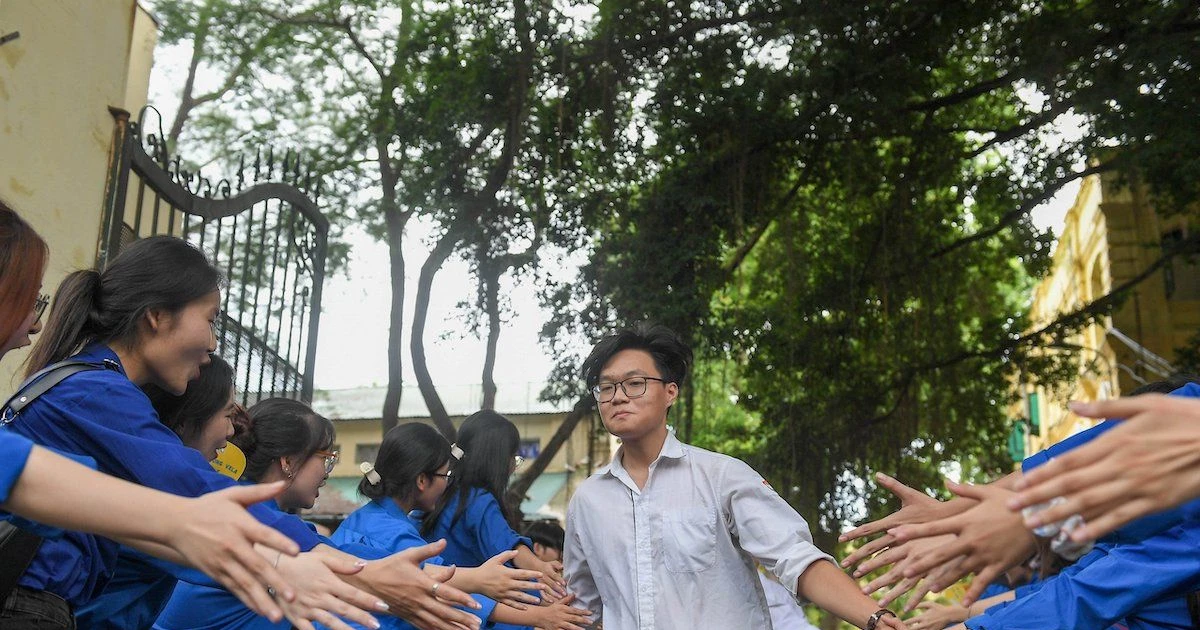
[77,342,127,376]
[606,427,686,485]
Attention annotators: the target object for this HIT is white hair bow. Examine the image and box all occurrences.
[359,461,382,485]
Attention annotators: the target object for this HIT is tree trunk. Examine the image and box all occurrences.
[377,127,408,434]
[381,205,407,434]
[480,260,501,410]
[504,394,595,521]
[412,227,465,441]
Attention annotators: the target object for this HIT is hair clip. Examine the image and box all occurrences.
[450,444,464,460]
[359,461,381,485]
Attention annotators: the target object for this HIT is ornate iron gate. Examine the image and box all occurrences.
[98,106,328,404]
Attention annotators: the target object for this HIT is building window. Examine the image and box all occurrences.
[1162,229,1200,300]
[518,439,541,460]
[356,443,380,464]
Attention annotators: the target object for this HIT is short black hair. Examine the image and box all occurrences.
[581,322,693,388]
[523,520,565,552]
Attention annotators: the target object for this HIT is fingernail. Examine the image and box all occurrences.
[355,560,369,567]
[375,601,389,611]
[370,619,382,629]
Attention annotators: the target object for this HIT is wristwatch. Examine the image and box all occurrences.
[865,608,896,630]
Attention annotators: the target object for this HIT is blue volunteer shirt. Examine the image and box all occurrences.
[0,344,320,607]
[424,487,534,630]
[330,497,495,630]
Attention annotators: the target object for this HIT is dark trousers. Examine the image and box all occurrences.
[0,586,75,629]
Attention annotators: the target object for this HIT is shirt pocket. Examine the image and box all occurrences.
[662,506,718,573]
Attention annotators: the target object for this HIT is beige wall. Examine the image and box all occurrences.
[0,0,158,392]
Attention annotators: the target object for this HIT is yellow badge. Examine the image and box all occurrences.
[210,442,246,480]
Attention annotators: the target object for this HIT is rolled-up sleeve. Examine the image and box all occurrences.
[722,458,832,600]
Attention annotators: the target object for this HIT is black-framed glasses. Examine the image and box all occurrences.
[431,470,453,481]
[591,376,668,403]
[314,449,340,475]
[33,293,49,323]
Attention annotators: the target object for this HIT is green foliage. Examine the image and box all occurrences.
[155,0,1200,538]
[540,0,1200,535]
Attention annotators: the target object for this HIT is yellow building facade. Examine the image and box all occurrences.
[1022,170,1199,454]
[0,0,158,392]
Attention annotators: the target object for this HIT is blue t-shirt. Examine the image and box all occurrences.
[330,497,495,630]
[0,344,320,607]
[424,488,533,630]
[424,488,532,568]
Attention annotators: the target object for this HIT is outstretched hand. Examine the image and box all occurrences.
[165,482,301,622]
[890,480,1034,606]
[1008,395,1200,542]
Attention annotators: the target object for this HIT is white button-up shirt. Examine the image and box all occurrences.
[564,431,833,630]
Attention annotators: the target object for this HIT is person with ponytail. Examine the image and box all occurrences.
[421,411,568,630]
[3,233,481,630]
[75,355,242,629]
[335,423,590,630]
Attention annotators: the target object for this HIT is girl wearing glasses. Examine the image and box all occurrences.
[421,410,569,630]
[155,397,346,629]
[335,422,590,630]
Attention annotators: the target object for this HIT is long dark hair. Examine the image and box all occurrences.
[233,397,334,482]
[27,235,223,376]
[0,201,48,346]
[422,410,520,535]
[145,354,235,447]
[360,422,452,504]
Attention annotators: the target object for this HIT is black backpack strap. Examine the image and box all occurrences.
[0,359,113,604]
[1,360,111,424]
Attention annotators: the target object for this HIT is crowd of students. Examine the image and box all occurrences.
[3,194,1200,630]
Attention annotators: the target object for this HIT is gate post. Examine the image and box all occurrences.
[97,106,133,269]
